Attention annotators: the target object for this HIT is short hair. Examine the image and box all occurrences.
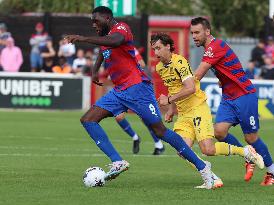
[92,6,113,17]
[150,33,175,52]
[191,17,211,30]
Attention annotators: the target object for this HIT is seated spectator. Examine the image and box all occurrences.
[0,37,23,72]
[58,36,75,66]
[42,57,54,73]
[72,49,86,75]
[260,56,274,80]
[82,57,94,76]
[251,39,265,67]
[244,61,260,79]
[52,56,72,74]
[29,22,48,72]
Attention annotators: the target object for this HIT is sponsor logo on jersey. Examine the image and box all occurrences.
[204,47,214,58]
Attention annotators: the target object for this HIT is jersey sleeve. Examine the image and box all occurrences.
[202,43,225,66]
[175,56,193,82]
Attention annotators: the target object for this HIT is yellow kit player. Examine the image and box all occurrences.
[150,33,264,188]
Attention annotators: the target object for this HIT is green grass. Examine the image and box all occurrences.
[0,110,273,205]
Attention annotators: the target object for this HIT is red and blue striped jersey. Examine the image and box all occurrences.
[100,22,149,91]
[202,38,256,100]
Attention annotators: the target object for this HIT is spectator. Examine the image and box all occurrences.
[0,37,23,72]
[82,57,93,76]
[40,37,55,72]
[0,23,11,53]
[260,56,274,80]
[0,23,11,71]
[72,49,86,74]
[85,49,94,59]
[244,61,260,79]
[58,36,75,66]
[251,39,265,67]
[29,22,48,72]
[265,36,274,58]
[42,57,54,73]
[52,56,72,74]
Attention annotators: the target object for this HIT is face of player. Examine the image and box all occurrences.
[91,12,110,36]
[190,24,209,47]
[151,39,172,64]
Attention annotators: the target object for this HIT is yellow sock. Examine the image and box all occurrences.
[215,142,244,157]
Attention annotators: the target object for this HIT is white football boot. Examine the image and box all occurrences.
[244,145,264,169]
[195,172,223,189]
[198,161,214,189]
[105,160,130,181]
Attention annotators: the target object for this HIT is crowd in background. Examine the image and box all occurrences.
[245,37,274,80]
[0,21,273,80]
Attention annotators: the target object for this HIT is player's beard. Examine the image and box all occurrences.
[100,24,109,36]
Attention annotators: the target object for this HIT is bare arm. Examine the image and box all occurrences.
[92,51,104,75]
[165,102,177,123]
[64,33,125,48]
[194,61,212,81]
[168,77,196,103]
[91,51,104,86]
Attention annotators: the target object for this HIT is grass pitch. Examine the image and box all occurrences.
[0,110,273,205]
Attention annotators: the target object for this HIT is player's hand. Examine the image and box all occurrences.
[91,74,103,86]
[165,110,174,123]
[157,94,169,106]
[218,81,222,88]
[63,35,84,44]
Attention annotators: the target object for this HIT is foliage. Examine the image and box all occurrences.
[0,0,269,37]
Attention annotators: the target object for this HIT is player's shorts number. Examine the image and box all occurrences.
[193,117,201,127]
[249,116,255,126]
[149,104,158,116]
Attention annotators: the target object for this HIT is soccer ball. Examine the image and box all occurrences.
[83,167,106,187]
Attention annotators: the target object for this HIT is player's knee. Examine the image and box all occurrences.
[214,127,227,140]
[115,113,125,122]
[245,133,258,144]
[150,122,167,137]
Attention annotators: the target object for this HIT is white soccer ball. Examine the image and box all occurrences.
[83,167,106,187]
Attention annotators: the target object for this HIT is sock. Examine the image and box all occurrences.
[251,138,273,167]
[215,142,244,157]
[82,122,122,162]
[117,118,136,138]
[266,164,274,175]
[220,133,243,147]
[154,140,164,149]
[132,134,139,141]
[161,129,206,171]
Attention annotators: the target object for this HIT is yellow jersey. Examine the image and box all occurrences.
[155,53,207,115]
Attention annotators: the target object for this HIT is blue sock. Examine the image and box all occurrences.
[251,138,273,167]
[148,127,160,143]
[82,122,122,162]
[161,129,205,171]
[117,119,136,138]
[220,133,243,147]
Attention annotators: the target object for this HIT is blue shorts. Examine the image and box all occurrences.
[215,93,259,134]
[95,81,162,125]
